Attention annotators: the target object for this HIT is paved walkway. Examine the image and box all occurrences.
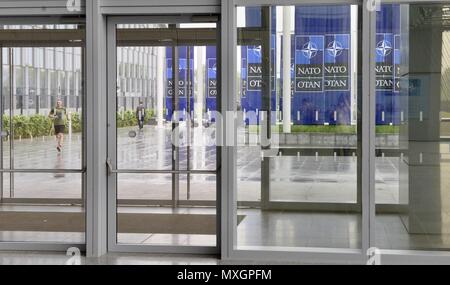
[0,124,402,204]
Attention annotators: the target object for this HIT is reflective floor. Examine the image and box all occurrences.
[0,251,220,265]
[2,204,450,250]
[0,251,313,265]
[1,124,401,203]
[2,124,448,250]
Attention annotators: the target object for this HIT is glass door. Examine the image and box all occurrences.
[232,3,364,252]
[107,17,219,253]
[0,21,86,248]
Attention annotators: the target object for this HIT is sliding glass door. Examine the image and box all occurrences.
[233,3,363,251]
[107,17,220,253]
[0,19,86,248]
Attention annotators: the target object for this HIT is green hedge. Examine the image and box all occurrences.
[0,109,160,139]
[0,109,156,139]
[116,109,155,128]
[1,113,83,139]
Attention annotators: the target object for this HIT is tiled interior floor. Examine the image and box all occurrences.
[2,205,450,251]
[1,125,449,254]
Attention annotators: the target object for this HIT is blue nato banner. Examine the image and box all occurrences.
[241,7,277,125]
[165,47,194,121]
[206,46,217,121]
[294,5,351,126]
[376,4,401,125]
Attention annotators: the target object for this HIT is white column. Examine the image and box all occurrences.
[276,7,282,123]
[282,6,292,133]
[74,72,79,107]
[195,46,205,123]
[46,69,51,110]
[36,67,41,114]
[351,5,358,125]
[156,46,165,128]
[24,65,30,115]
[194,46,206,169]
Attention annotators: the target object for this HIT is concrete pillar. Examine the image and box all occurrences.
[400,5,447,235]
[282,6,292,133]
[156,46,165,128]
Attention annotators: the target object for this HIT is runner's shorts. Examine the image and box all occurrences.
[54,125,65,134]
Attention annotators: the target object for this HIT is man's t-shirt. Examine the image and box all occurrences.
[136,106,145,121]
[51,108,67,126]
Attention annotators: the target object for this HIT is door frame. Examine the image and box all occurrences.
[0,16,87,252]
[219,0,370,264]
[221,0,450,264]
[106,15,221,254]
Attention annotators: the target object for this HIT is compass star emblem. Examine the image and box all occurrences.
[327,40,344,58]
[376,40,393,57]
[301,41,319,59]
[249,46,261,58]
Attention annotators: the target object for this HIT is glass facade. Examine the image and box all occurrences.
[0,0,449,265]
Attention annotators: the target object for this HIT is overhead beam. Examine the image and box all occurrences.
[0,29,84,47]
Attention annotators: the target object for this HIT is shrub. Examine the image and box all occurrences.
[117,109,155,128]
[0,109,156,140]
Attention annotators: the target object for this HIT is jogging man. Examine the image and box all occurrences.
[49,100,67,152]
[136,101,146,130]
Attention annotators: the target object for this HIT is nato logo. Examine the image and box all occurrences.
[208,59,217,77]
[376,40,393,57]
[326,40,344,58]
[301,41,319,59]
[248,46,262,60]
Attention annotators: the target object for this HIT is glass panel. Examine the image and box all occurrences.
[0,173,84,243]
[375,3,450,250]
[0,32,84,171]
[115,23,218,247]
[0,23,85,244]
[374,4,402,206]
[117,174,216,246]
[5,173,82,200]
[235,5,362,249]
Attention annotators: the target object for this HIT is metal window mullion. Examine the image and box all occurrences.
[171,30,180,209]
[106,18,118,253]
[216,12,223,256]
[9,47,14,198]
[81,44,87,210]
[260,6,272,210]
[187,45,191,201]
[362,0,377,256]
[220,0,238,260]
[0,46,3,203]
